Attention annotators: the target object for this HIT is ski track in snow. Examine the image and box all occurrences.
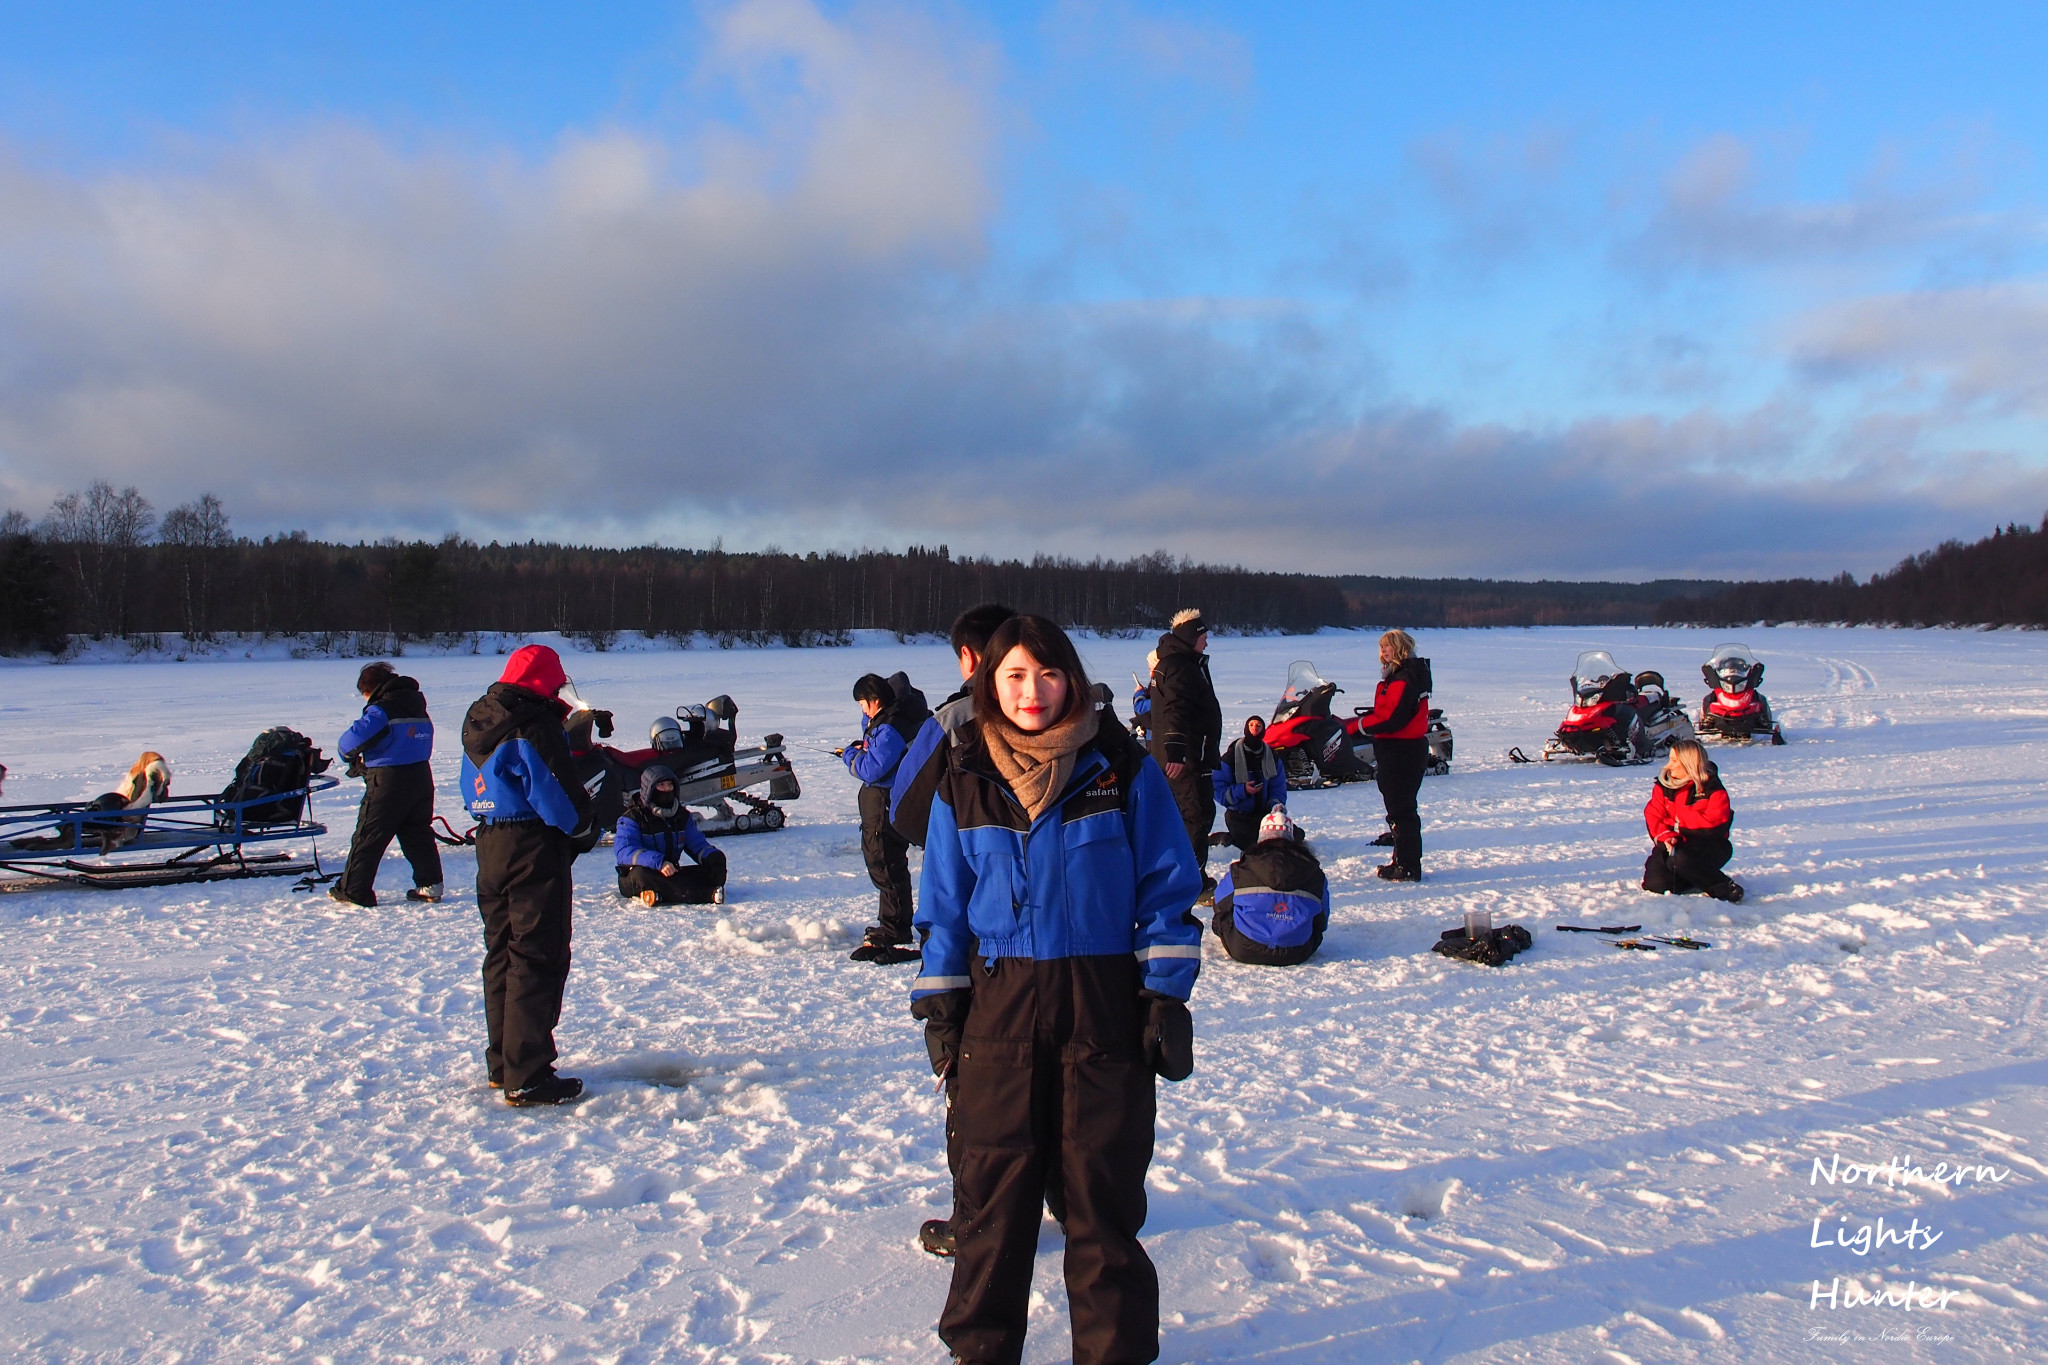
[0,627,2043,1363]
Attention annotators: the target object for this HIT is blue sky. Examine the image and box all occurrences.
[2,1,2045,578]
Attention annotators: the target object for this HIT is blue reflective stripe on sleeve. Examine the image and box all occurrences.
[912,974,972,991]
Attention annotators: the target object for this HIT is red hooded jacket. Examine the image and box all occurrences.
[1353,657,1432,742]
[499,644,569,699]
[1644,770,1732,842]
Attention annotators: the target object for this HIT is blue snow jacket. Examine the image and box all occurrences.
[844,713,909,787]
[459,683,590,833]
[338,674,434,769]
[845,672,931,789]
[913,717,1204,1002]
[1214,842,1328,951]
[615,768,717,869]
[1212,736,1287,814]
[889,687,972,841]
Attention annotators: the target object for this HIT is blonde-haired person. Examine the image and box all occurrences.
[1351,629,1434,880]
[1642,739,1744,902]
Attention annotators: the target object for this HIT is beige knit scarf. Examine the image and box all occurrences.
[980,701,1100,823]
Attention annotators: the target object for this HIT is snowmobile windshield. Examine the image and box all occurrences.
[557,678,593,714]
[1709,643,1754,672]
[1573,651,1622,687]
[1282,661,1330,703]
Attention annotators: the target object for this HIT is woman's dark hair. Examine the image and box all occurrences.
[357,661,397,694]
[852,673,896,708]
[972,615,1092,730]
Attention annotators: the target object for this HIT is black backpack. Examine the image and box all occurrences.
[218,727,332,830]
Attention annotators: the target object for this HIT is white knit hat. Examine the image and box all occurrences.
[1258,807,1294,843]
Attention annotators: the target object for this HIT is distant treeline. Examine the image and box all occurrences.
[5,482,1829,655]
[1656,518,2048,627]
[1340,577,1728,628]
[1,483,1357,651]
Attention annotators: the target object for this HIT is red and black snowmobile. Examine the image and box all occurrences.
[1696,642,1785,745]
[1265,660,1453,789]
[565,692,800,836]
[1536,651,1694,766]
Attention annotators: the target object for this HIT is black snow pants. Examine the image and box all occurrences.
[1222,801,1277,855]
[1167,767,1215,881]
[942,953,1158,1365]
[1372,737,1428,877]
[476,820,575,1092]
[1213,902,1325,967]
[859,784,914,941]
[1642,835,1737,898]
[617,860,726,905]
[340,762,444,903]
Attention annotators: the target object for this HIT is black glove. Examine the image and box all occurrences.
[593,709,615,739]
[1141,990,1193,1082]
[910,987,970,1079]
[566,818,603,856]
[344,754,366,779]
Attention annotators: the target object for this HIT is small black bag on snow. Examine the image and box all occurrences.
[1432,923,1534,967]
[217,727,332,829]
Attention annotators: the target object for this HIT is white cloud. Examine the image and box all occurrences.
[0,9,2043,579]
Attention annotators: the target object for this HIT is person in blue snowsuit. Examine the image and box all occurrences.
[910,614,1202,1365]
[459,644,598,1108]
[1211,713,1287,853]
[615,765,727,906]
[332,661,443,906]
[843,672,928,960]
[1212,807,1328,966]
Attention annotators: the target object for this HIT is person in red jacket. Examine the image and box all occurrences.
[1642,739,1744,902]
[1352,629,1432,881]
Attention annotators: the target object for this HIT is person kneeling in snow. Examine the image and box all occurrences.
[1641,738,1744,903]
[1213,807,1329,966]
[615,765,727,906]
[1212,714,1287,852]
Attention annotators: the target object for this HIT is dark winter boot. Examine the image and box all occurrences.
[1708,881,1746,904]
[919,1218,956,1258]
[505,1074,584,1107]
[850,927,921,964]
[1376,863,1419,882]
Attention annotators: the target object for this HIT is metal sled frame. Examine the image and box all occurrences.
[0,776,339,891]
[673,742,797,834]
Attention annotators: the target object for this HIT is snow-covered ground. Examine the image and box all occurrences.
[1,627,2043,1364]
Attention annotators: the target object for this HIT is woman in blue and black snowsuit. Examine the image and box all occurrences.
[911,614,1202,1365]
[615,765,727,906]
[1212,713,1287,853]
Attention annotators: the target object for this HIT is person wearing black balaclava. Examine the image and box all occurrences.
[615,764,727,905]
[1149,608,1223,893]
[1212,713,1288,853]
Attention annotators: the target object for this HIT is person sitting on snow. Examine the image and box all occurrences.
[1213,713,1287,852]
[1212,807,1329,966]
[1641,739,1744,903]
[615,765,727,906]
